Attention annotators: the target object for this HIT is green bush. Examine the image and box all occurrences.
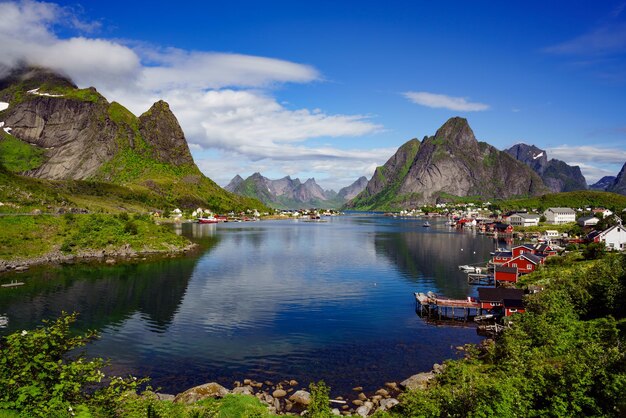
[308,381,332,418]
[0,312,146,417]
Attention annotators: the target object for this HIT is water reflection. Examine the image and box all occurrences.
[0,216,488,395]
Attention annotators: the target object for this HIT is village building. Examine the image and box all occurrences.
[508,213,541,227]
[503,253,545,274]
[593,224,626,251]
[578,216,600,227]
[494,265,518,283]
[592,208,613,218]
[477,288,525,316]
[543,207,576,225]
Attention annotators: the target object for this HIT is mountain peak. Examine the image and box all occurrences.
[433,117,476,147]
[138,100,194,166]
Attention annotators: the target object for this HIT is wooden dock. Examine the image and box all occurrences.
[1,281,25,288]
[415,292,483,320]
[467,273,494,285]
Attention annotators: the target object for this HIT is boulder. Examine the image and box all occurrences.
[375,388,389,397]
[356,401,373,417]
[289,390,311,406]
[232,385,254,395]
[332,408,341,416]
[378,398,399,412]
[400,372,435,391]
[384,382,399,391]
[289,379,299,386]
[174,382,230,403]
[273,389,287,398]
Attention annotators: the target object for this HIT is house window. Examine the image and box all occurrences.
[512,263,517,267]
[527,264,532,269]
[509,309,517,313]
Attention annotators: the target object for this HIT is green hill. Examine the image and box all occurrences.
[0,67,266,214]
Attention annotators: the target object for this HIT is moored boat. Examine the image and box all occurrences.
[198,216,218,224]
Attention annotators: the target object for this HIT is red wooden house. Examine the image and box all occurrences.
[491,250,513,264]
[477,288,525,314]
[503,253,544,274]
[494,265,518,283]
[512,244,557,258]
[503,298,526,316]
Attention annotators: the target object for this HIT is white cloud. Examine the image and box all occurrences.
[403,91,489,112]
[547,145,626,183]
[545,23,626,56]
[0,0,386,188]
[547,145,626,165]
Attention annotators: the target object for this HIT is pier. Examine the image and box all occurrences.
[415,292,483,321]
[467,273,494,285]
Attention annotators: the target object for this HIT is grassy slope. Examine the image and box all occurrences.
[496,190,626,211]
[0,96,266,213]
[347,139,421,211]
[0,214,189,261]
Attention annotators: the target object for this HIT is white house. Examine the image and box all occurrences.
[543,207,576,225]
[509,213,541,227]
[592,208,613,218]
[594,223,626,251]
[577,216,600,227]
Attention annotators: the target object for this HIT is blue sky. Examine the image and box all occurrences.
[1,1,626,189]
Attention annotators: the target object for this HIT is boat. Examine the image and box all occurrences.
[458,265,477,273]
[197,216,218,224]
[422,221,431,227]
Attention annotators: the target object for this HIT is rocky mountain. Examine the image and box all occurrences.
[347,117,548,210]
[505,143,587,192]
[337,176,368,200]
[589,176,616,191]
[608,163,626,195]
[225,173,365,209]
[0,66,264,212]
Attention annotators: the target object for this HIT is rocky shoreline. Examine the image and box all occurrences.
[152,365,446,417]
[0,242,199,274]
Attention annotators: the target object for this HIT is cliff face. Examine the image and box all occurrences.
[590,176,616,191]
[0,66,266,211]
[138,100,195,167]
[337,176,368,200]
[608,163,626,195]
[2,95,118,180]
[347,118,548,210]
[505,143,587,192]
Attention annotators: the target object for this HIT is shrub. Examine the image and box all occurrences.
[308,381,332,418]
[0,312,146,417]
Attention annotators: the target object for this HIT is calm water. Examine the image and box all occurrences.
[0,214,502,395]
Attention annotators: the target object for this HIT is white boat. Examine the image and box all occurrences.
[458,265,477,272]
[422,221,431,227]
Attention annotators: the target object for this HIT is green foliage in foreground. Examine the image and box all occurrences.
[0,313,146,417]
[0,213,189,261]
[0,314,280,418]
[394,253,626,417]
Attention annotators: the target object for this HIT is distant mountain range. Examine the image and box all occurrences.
[504,143,587,192]
[225,173,368,209]
[346,117,549,210]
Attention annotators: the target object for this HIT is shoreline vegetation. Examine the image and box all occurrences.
[2,250,625,416]
[0,213,196,274]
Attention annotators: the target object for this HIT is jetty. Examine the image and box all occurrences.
[1,280,25,288]
[415,292,482,320]
[467,273,494,285]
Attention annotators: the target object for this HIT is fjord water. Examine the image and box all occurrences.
[0,215,496,395]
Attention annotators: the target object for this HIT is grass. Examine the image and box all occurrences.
[0,131,45,173]
[0,213,190,261]
[495,190,626,212]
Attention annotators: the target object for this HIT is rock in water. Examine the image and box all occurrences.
[289,390,312,406]
[173,382,230,403]
[400,372,435,391]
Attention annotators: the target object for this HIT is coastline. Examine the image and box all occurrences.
[0,242,199,275]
